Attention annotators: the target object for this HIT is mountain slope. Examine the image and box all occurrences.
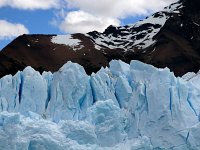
[0,0,200,77]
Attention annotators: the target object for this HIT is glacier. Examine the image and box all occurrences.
[0,60,200,150]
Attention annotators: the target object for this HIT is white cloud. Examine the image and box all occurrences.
[58,0,177,33]
[66,0,177,18]
[0,0,61,10]
[0,0,177,34]
[59,10,120,33]
[0,20,29,40]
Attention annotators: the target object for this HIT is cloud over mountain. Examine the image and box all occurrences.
[58,0,177,33]
[0,0,177,35]
[0,20,29,40]
[59,10,120,33]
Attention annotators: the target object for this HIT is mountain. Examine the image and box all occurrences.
[0,60,200,149]
[0,0,200,77]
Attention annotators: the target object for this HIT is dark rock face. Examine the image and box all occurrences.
[0,0,200,77]
[149,0,200,75]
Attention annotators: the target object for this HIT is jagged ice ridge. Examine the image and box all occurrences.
[0,60,200,149]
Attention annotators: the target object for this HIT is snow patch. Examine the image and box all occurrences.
[51,35,83,51]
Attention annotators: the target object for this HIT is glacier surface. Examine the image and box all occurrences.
[0,60,200,150]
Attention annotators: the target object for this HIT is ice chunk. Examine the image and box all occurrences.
[109,60,130,77]
[0,112,20,126]
[46,61,93,122]
[182,72,196,81]
[90,70,119,106]
[0,72,21,112]
[19,66,48,116]
[60,120,97,145]
[87,99,127,147]
[187,123,200,149]
[115,75,132,108]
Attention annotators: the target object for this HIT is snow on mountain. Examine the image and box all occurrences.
[163,1,183,13]
[86,1,182,51]
[51,35,84,51]
[0,60,200,149]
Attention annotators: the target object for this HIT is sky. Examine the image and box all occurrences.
[0,0,176,50]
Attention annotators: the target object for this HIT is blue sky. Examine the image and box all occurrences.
[0,0,175,50]
[0,7,61,34]
[0,7,63,49]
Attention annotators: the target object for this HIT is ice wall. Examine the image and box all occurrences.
[0,60,200,149]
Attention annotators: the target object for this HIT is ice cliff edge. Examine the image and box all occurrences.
[0,60,200,149]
